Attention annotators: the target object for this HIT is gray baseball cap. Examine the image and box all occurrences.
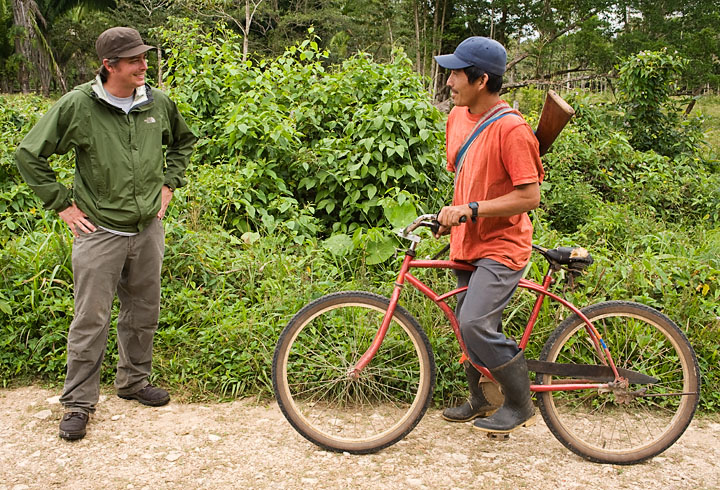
[434,36,507,76]
[96,27,154,61]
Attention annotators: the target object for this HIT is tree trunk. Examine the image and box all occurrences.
[414,1,421,73]
[387,19,394,53]
[12,0,33,93]
[422,2,427,80]
[11,0,59,95]
[429,0,440,94]
[243,0,251,63]
[36,41,52,96]
[157,47,164,89]
[431,0,448,99]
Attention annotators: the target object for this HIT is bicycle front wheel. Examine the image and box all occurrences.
[537,301,700,464]
[272,291,436,454]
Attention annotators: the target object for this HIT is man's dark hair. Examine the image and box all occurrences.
[96,58,120,83]
[464,65,503,93]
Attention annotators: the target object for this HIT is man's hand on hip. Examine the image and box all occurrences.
[58,203,96,238]
[157,185,173,220]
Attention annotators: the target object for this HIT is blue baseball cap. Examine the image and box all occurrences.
[434,36,507,76]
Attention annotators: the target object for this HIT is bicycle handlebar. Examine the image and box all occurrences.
[401,213,467,238]
[400,216,593,273]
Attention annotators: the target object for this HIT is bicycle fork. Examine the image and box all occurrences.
[347,253,415,379]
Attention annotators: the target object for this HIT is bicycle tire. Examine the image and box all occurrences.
[536,301,700,464]
[272,291,436,454]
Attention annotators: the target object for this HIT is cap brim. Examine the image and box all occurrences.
[116,44,155,58]
[434,53,472,69]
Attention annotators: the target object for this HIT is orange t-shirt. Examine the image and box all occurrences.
[446,101,544,270]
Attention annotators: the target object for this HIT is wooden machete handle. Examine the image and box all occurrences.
[535,90,575,156]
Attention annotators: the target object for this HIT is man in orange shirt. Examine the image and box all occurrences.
[434,37,544,434]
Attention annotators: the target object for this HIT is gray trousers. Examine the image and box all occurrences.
[60,219,165,414]
[455,258,525,370]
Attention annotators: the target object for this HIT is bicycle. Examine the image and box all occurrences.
[272,214,700,465]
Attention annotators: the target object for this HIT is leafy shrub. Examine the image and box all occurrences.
[618,50,704,157]
[544,91,720,226]
[154,18,451,240]
[504,85,546,115]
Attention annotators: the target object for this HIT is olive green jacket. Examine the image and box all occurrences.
[15,77,196,233]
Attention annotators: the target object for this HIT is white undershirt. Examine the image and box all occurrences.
[104,90,135,114]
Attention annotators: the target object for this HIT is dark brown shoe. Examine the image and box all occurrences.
[59,411,88,441]
[118,384,170,407]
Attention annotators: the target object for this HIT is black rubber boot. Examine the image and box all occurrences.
[442,361,503,422]
[472,351,536,434]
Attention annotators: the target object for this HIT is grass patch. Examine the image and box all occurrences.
[694,94,720,153]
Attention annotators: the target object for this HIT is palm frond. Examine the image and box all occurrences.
[28,7,67,91]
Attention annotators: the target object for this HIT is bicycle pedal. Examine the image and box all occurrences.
[487,432,511,441]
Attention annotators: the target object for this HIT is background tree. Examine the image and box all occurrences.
[1,0,719,95]
[2,0,114,94]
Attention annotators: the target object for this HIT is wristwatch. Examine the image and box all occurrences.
[467,201,479,222]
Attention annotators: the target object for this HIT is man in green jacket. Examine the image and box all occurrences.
[15,27,196,441]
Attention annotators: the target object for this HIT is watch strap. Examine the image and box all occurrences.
[468,201,479,222]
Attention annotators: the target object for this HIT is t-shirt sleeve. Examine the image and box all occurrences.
[501,122,544,186]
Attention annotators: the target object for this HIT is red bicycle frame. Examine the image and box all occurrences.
[351,251,625,393]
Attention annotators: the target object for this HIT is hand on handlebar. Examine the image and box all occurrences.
[437,205,471,226]
[432,205,471,239]
[432,222,451,238]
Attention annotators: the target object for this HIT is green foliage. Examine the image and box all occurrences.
[156,19,449,238]
[696,95,720,155]
[543,90,720,226]
[2,39,719,413]
[504,85,546,115]
[617,50,702,157]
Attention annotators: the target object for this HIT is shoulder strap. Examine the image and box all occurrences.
[454,108,519,186]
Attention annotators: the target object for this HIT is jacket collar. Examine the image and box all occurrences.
[90,75,154,110]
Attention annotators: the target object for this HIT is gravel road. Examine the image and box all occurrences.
[1,386,718,490]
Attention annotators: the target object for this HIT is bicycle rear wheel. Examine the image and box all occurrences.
[537,301,700,464]
[272,291,436,454]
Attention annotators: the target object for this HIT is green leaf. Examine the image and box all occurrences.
[322,234,354,257]
[384,200,416,228]
[240,232,260,244]
[366,236,395,264]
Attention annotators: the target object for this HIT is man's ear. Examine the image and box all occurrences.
[102,59,113,72]
[471,73,488,95]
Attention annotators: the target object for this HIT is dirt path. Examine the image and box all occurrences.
[1,386,718,490]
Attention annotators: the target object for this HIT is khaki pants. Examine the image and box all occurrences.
[60,219,165,414]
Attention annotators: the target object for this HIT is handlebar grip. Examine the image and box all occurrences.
[430,220,440,235]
